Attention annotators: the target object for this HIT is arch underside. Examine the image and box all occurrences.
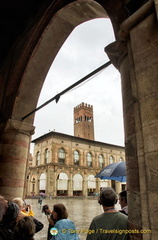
[11,1,109,126]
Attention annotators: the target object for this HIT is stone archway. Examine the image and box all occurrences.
[0,0,108,199]
[12,1,108,122]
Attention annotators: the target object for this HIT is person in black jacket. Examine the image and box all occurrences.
[119,190,128,215]
[13,216,35,240]
[42,205,56,240]
[0,195,7,223]
[0,200,20,240]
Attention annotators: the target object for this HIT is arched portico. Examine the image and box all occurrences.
[0,1,158,239]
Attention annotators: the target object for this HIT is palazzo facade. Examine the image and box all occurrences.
[26,103,125,197]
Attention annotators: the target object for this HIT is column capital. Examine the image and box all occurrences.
[105,1,155,71]
[105,40,127,70]
[5,119,35,136]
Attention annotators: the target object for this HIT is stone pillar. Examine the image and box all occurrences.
[47,166,53,197]
[83,174,87,197]
[68,173,73,196]
[115,182,122,195]
[95,178,100,193]
[0,119,34,200]
[53,168,57,197]
[105,1,158,239]
[36,178,40,196]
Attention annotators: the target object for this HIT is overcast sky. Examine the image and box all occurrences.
[31,18,124,152]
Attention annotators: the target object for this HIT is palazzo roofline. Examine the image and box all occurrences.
[32,131,124,150]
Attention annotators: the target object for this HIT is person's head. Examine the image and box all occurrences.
[119,190,127,209]
[2,201,19,229]
[53,203,68,221]
[98,187,117,207]
[13,197,24,211]
[0,195,8,222]
[14,216,35,240]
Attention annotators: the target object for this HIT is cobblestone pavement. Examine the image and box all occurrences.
[26,197,121,240]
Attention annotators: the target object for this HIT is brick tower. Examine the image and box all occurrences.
[74,102,95,140]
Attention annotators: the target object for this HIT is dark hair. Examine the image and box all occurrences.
[119,190,127,203]
[2,201,19,226]
[14,216,35,240]
[53,203,68,220]
[0,195,7,222]
[99,187,117,207]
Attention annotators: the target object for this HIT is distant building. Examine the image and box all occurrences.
[26,103,125,197]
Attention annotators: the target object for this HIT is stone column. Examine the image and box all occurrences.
[95,178,100,193]
[105,2,158,239]
[115,182,122,194]
[36,178,40,196]
[0,119,34,200]
[47,167,55,197]
[83,173,87,197]
[68,172,73,196]
[53,167,58,197]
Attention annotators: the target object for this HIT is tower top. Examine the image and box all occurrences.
[74,102,93,113]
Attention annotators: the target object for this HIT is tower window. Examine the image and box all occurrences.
[88,116,92,122]
[84,116,92,122]
[75,116,82,123]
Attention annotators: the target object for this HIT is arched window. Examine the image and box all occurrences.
[74,150,79,165]
[39,173,46,191]
[109,155,114,164]
[44,148,49,164]
[99,154,104,168]
[87,153,92,167]
[58,148,65,164]
[119,157,123,162]
[36,151,41,166]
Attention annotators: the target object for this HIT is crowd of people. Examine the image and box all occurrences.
[0,188,128,240]
[0,195,44,240]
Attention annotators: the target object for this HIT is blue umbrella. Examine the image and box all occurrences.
[95,162,126,182]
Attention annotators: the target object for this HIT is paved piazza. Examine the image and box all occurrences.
[26,197,121,240]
